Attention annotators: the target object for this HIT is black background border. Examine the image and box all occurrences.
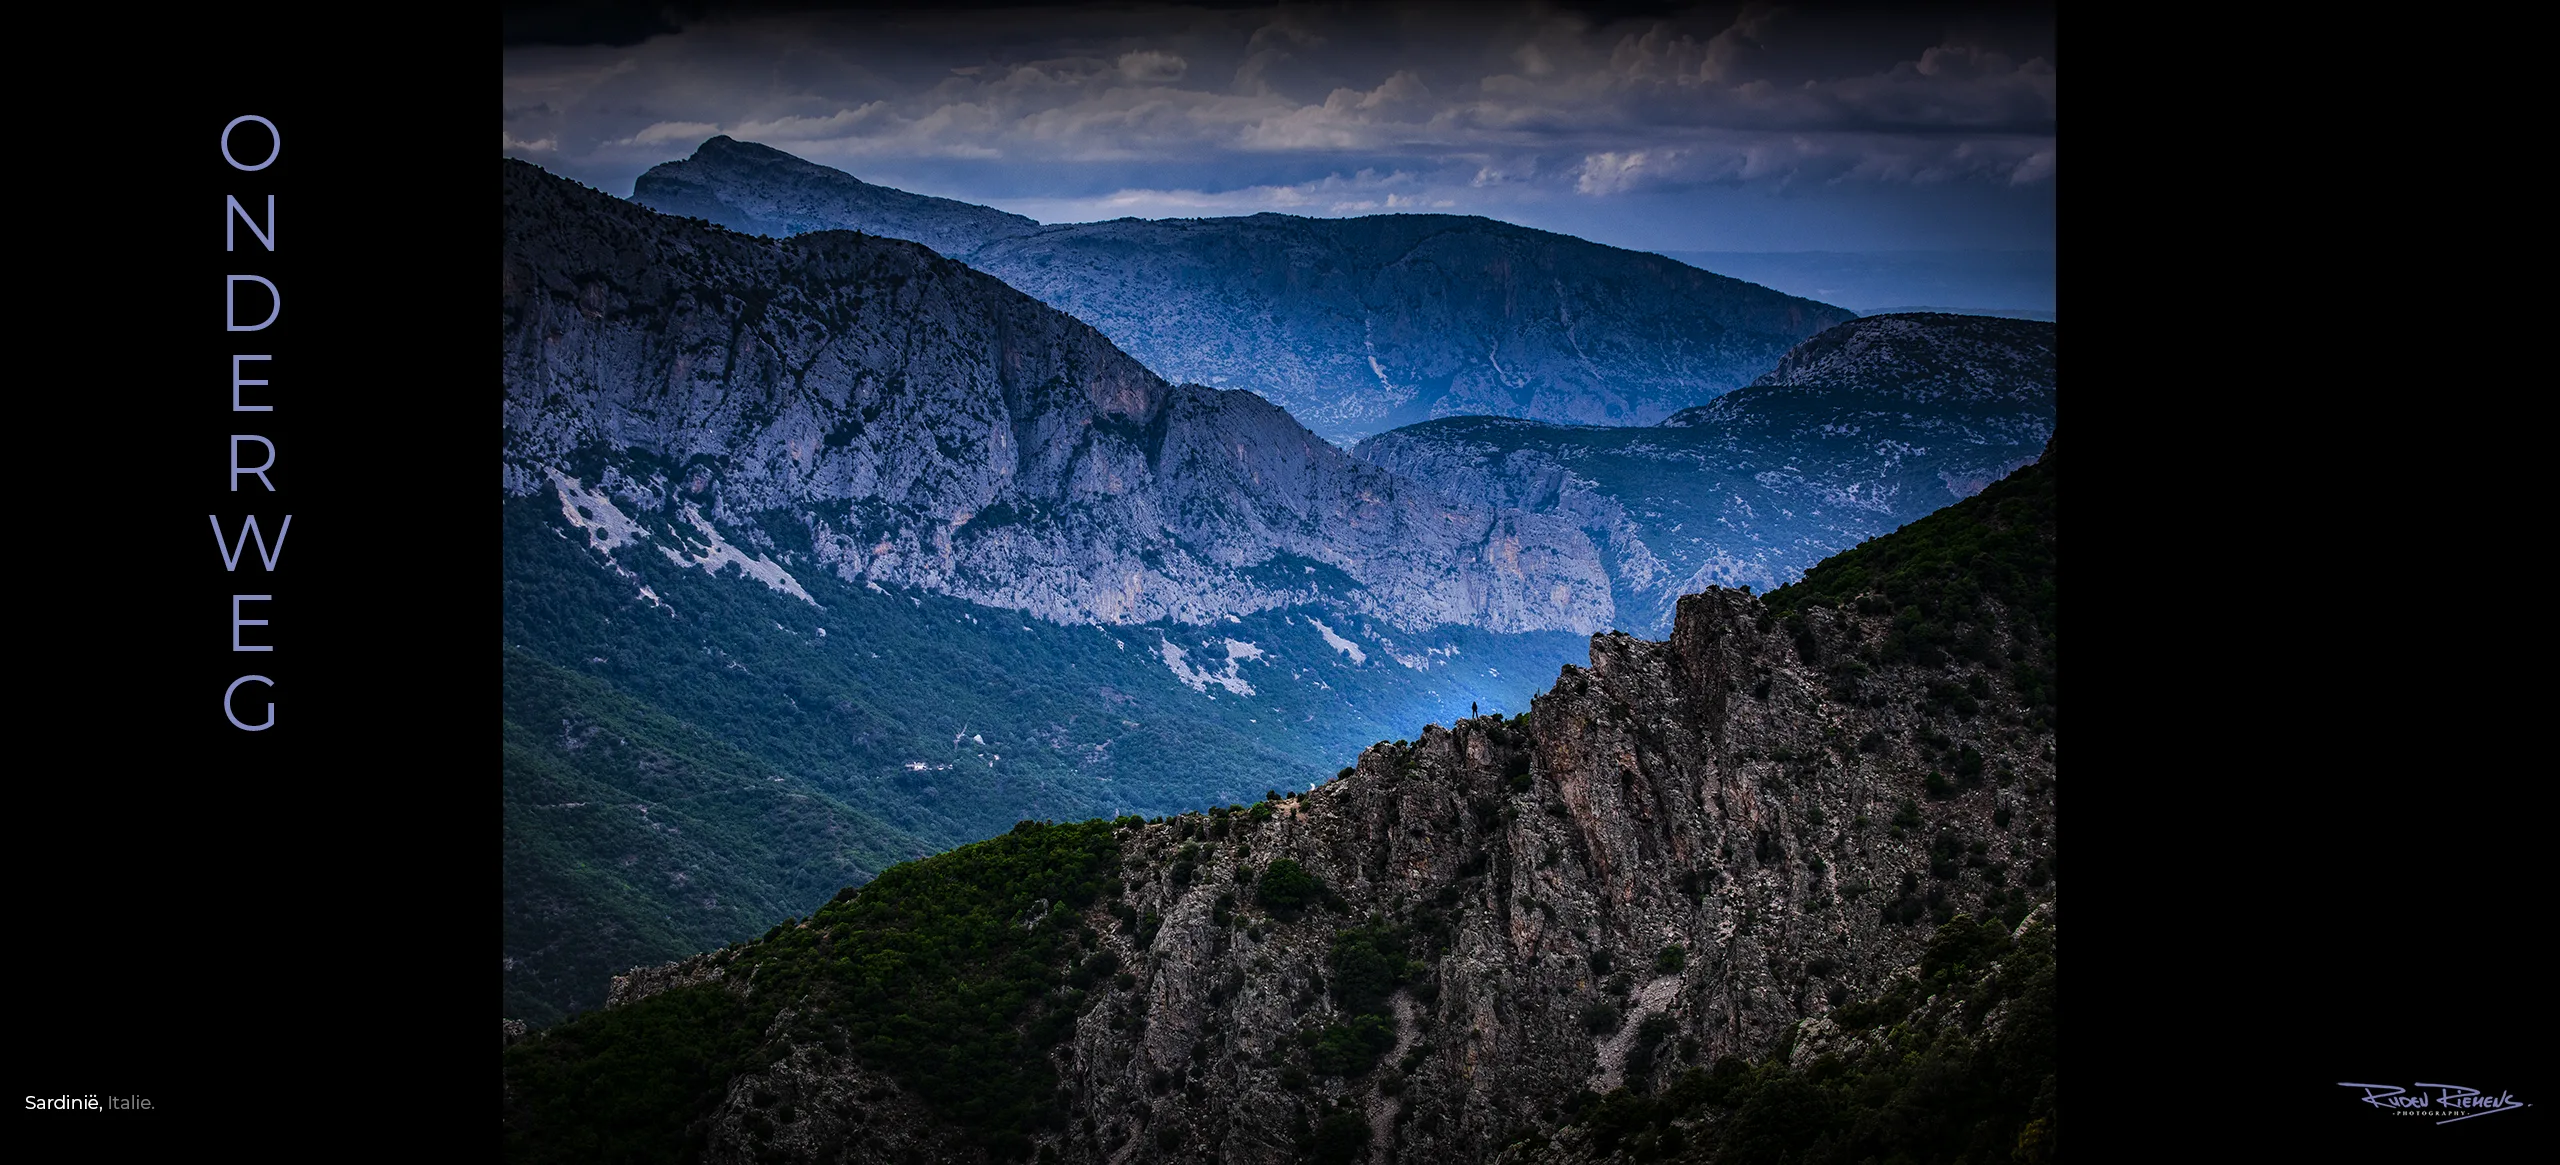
[9,4,2543,1158]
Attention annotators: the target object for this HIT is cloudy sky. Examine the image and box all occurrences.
[502,2,2054,256]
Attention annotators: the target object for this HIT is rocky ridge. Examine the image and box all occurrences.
[518,444,2060,1164]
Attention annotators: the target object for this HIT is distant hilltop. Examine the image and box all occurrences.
[634,136,1854,445]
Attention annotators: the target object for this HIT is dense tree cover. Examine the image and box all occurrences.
[1307,1015,1398,1078]
[1326,925,1419,1017]
[499,983,762,1165]
[1299,923,1424,1078]
[503,494,1316,851]
[1254,858,1326,920]
[1308,1108,1374,1164]
[503,490,1585,1023]
[505,492,1582,851]
[1565,914,2056,1164]
[502,648,927,1026]
[504,819,1124,1163]
[1764,438,2056,729]
[1764,439,2054,633]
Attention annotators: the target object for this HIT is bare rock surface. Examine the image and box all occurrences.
[599,577,2058,1164]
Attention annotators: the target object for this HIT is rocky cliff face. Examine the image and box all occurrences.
[1354,314,2056,635]
[542,435,2059,1164]
[507,158,1610,636]
[630,138,1854,444]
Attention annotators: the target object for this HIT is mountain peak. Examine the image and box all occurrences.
[689,134,839,172]
[633,135,1041,255]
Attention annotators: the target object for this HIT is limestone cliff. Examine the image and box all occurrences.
[505,158,1612,635]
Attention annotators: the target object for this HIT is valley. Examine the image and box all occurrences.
[504,440,2060,1165]
[502,151,2058,1039]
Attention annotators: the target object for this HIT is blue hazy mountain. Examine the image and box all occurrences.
[633,136,1853,444]
[1356,313,2056,635]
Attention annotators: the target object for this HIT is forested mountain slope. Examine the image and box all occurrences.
[504,439,2060,1164]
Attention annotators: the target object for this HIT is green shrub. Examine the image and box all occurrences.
[1328,926,1417,1016]
[1655,945,1687,974]
[1309,1015,1397,1076]
[1256,859,1324,920]
[1308,1110,1373,1164]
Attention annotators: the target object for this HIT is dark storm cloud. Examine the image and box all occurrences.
[500,2,2054,251]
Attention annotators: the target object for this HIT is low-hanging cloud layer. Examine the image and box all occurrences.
[502,2,2054,253]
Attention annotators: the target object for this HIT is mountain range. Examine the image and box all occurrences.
[505,157,1609,1022]
[503,138,2063,1041]
[504,438,2060,1165]
[508,157,1609,637]
[1356,313,2055,635]
[632,137,1854,444]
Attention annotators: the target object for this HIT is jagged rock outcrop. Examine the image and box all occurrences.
[1355,314,2056,634]
[505,158,1612,635]
[631,138,1855,444]
[570,548,2058,1163]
